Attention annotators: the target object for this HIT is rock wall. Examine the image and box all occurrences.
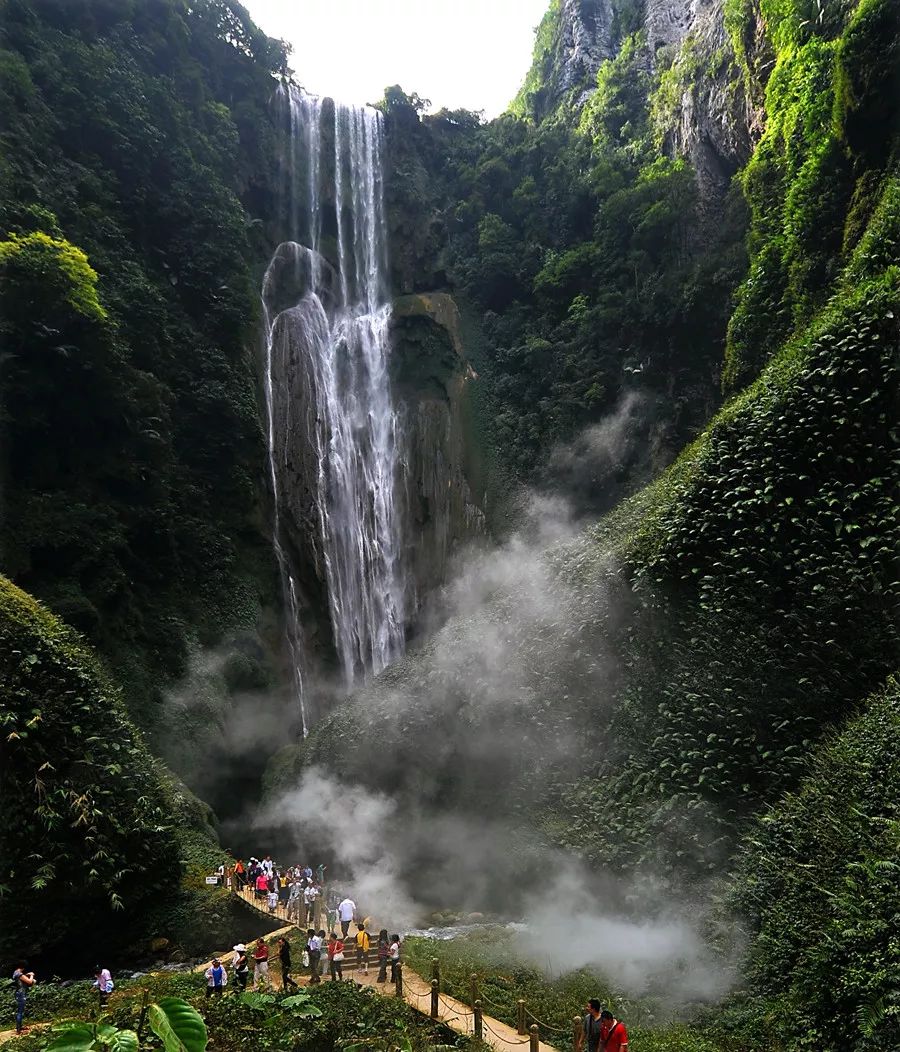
[391,293,486,611]
[535,0,758,208]
[552,0,616,104]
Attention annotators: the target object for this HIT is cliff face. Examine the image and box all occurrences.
[551,0,617,103]
[391,293,487,610]
[524,0,757,208]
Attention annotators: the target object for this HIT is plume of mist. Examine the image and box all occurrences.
[544,391,658,518]
[513,867,735,1001]
[255,765,419,927]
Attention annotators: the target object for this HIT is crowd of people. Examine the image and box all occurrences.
[11,854,626,1049]
[221,927,402,991]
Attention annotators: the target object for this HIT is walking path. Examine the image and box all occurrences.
[231,885,560,1052]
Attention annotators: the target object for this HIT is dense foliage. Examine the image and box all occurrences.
[723,0,900,388]
[0,0,285,733]
[728,677,900,1049]
[0,576,182,961]
[381,48,747,511]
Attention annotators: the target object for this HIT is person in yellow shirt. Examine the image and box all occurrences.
[355,924,370,975]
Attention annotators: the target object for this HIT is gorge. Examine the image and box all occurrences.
[1,0,898,1048]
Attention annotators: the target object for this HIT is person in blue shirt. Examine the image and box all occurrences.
[12,965,35,1033]
[204,959,227,997]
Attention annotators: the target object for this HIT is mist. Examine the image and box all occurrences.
[175,398,738,1005]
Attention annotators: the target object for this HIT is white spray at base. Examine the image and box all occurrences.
[260,766,734,1004]
[262,86,407,735]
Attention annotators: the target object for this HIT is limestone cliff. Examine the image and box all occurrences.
[519,0,759,207]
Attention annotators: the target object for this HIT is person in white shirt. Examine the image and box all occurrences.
[389,935,401,983]
[261,855,274,877]
[338,896,356,938]
[93,967,113,1007]
[307,928,322,983]
[204,959,227,997]
[304,882,320,925]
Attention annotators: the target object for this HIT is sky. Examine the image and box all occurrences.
[242,0,551,117]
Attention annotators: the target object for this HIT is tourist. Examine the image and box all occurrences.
[316,862,326,885]
[576,1000,604,1052]
[267,887,279,913]
[93,966,114,1007]
[389,934,401,983]
[337,894,356,937]
[232,944,249,992]
[599,1010,628,1052]
[262,855,274,877]
[204,958,227,997]
[12,965,35,1034]
[303,864,313,884]
[376,929,389,983]
[304,881,319,924]
[277,937,298,991]
[287,880,303,921]
[355,924,370,975]
[255,871,268,900]
[233,859,246,890]
[327,931,344,981]
[307,928,322,984]
[253,938,269,989]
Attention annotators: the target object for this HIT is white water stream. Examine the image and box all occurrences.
[262,86,407,733]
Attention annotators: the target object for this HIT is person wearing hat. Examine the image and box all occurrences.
[231,944,249,991]
[204,958,227,997]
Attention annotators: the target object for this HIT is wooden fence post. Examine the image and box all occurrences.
[530,1024,539,1052]
[517,999,527,1036]
[431,979,439,1019]
[573,1015,583,1049]
[474,999,483,1041]
[395,962,403,997]
[432,958,440,983]
[470,972,478,1007]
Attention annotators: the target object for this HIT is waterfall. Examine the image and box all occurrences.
[262,85,407,731]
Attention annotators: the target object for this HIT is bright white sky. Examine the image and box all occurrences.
[243,0,551,117]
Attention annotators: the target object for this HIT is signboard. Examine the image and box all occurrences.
[205,876,220,885]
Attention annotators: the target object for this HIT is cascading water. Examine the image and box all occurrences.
[262,85,407,731]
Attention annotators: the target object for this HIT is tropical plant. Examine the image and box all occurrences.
[45,998,206,1052]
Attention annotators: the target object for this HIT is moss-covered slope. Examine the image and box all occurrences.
[0,575,222,964]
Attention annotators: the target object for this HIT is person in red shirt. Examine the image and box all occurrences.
[599,1010,628,1052]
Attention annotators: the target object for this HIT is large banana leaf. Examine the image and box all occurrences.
[147,998,207,1052]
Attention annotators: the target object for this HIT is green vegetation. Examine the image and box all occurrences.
[404,932,724,1052]
[723,0,900,389]
[729,676,900,1049]
[3,968,482,1052]
[382,38,746,507]
[0,0,284,741]
[47,998,207,1052]
[0,576,184,961]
